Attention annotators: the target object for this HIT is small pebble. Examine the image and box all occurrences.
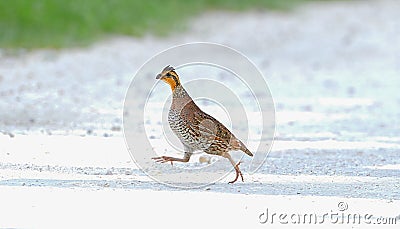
[199,155,211,164]
[111,126,121,131]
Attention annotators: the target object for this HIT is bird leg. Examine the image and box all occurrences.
[223,152,244,184]
[229,161,243,184]
[152,152,191,165]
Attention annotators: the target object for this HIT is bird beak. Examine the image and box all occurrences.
[156,74,162,79]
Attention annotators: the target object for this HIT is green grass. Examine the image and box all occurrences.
[0,0,339,49]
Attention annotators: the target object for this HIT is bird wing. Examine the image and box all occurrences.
[190,108,234,144]
[183,103,253,156]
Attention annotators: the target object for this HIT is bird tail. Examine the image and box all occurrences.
[231,137,253,157]
[241,146,254,157]
[237,139,253,157]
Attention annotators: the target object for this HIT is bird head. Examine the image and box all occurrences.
[156,65,180,90]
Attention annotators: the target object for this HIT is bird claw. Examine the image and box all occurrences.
[152,156,174,165]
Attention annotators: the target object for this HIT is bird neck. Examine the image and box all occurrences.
[171,85,193,110]
[172,84,190,99]
[163,77,180,91]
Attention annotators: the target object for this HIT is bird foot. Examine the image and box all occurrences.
[152,156,174,165]
[228,161,244,184]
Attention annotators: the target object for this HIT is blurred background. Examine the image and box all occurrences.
[0,0,340,48]
[0,0,398,140]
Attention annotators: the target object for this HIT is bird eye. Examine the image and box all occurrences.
[166,73,171,77]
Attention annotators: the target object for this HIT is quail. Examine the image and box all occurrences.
[152,66,253,183]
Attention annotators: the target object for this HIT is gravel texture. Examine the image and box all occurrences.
[0,0,399,228]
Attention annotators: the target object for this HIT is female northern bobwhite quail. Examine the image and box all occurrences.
[152,65,253,184]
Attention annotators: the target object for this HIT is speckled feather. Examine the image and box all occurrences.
[168,84,253,156]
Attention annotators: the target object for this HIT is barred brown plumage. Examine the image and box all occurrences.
[152,65,253,184]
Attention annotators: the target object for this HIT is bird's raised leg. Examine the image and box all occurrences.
[152,152,191,165]
[223,152,244,184]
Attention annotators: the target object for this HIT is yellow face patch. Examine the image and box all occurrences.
[162,77,177,90]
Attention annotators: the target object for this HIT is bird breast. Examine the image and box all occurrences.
[168,109,193,143]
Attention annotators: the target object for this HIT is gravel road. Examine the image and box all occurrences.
[0,0,399,228]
